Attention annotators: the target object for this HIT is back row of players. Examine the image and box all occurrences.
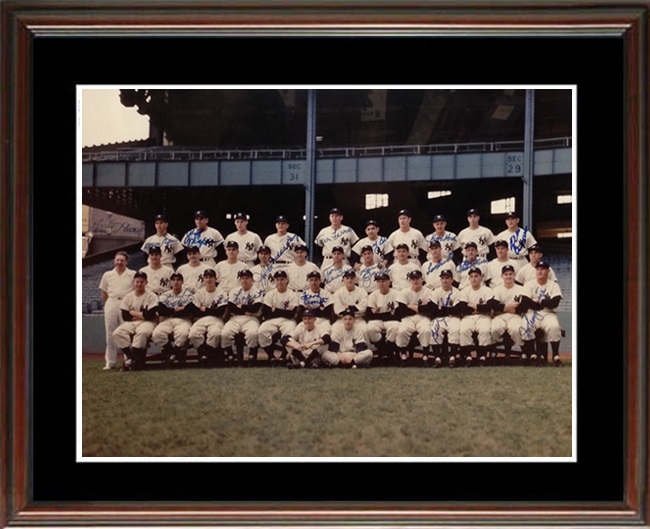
[100,207,563,370]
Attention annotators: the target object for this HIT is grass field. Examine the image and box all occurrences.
[81,356,573,458]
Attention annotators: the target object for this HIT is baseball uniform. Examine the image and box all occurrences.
[321,263,354,294]
[516,262,558,284]
[490,282,526,347]
[366,287,400,346]
[112,289,159,351]
[386,228,428,263]
[220,285,264,350]
[457,225,496,258]
[225,231,264,266]
[331,285,368,337]
[299,288,334,334]
[356,262,384,293]
[264,232,306,269]
[176,262,213,294]
[286,260,320,292]
[258,287,299,348]
[251,261,276,294]
[181,226,224,266]
[139,264,173,295]
[351,236,393,265]
[425,231,460,260]
[314,225,359,261]
[322,322,373,367]
[457,283,495,360]
[214,260,250,294]
[421,258,458,291]
[152,287,195,350]
[495,227,537,264]
[430,284,463,349]
[98,267,135,368]
[395,286,435,350]
[188,286,229,350]
[285,321,331,366]
[388,260,420,291]
[457,257,489,290]
[519,279,563,343]
[141,233,184,268]
[486,259,520,288]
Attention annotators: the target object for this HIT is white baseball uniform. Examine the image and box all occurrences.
[181,226,224,265]
[386,228,428,262]
[175,262,213,293]
[314,225,359,260]
[495,227,537,263]
[299,288,333,334]
[264,232,306,269]
[486,259,520,287]
[457,225,496,257]
[258,288,299,348]
[286,260,320,292]
[139,264,173,295]
[458,284,494,347]
[321,264,354,294]
[98,267,135,368]
[366,288,400,344]
[251,262,276,294]
[430,286,462,346]
[286,322,330,363]
[456,257,490,289]
[151,287,194,349]
[322,324,373,367]
[395,287,434,348]
[356,262,384,293]
[519,279,563,342]
[188,286,229,349]
[388,261,420,291]
[351,236,393,264]
[490,283,526,346]
[141,234,184,267]
[425,231,460,260]
[516,263,558,284]
[221,285,264,349]
[224,231,264,266]
[421,258,458,290]
[113,290,159,350]
[332,286,368,323]
[214,260,250,294]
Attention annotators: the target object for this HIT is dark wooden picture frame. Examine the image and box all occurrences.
[2,1,647,526]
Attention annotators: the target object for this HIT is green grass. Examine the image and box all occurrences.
[82,357,573,458]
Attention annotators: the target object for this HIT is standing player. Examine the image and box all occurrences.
[224,212,263,267]
[321,246,354,294]
[421,240,457,291]
[139,246,173,295]
[314,208,360,267]
[264,215,307,272]
[286,244,320,293]
[495,211,537,268]
[151,272,194,365]
[516,244,558,284]
[284,309,331,369]
[425,214,460,262]
[176,246,213,294]
[457,208,496,259]
[457,242,489,290]
[322,311,373,368]
[140,214,184,268]
[490,265,526,363]
[456,268,495,367]
[181,210,224,267]
[331,269,369,339]
[486,240,517,288]
[386,209,428,263]
[388,243,420,291]
[395,270,435,367]
[351,220,392,267]
[98,251,136,370]
[298,271,334,334]
[250,245,276,294]
[112,272,159,371]
[214,241,249,294]
[355,245,384,294]
[430,269,463,367]
[365,271,400,365]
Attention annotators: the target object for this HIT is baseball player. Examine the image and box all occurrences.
[181,210,224,267]
[188,268,229,366]
[176,246,213,293]
[214,241,249,294]
[298,271,334,334]
[250,245,276,294]
[140,213,185,268]
[314,207,360,266]
[321,246,354,293]
[495,211,537,267]
[112,272,159,371]
[395,270,435,367]
[284,309,331,369]
[98,251,136,370]
[387,243,421,291]
[331,269,368,339]
[425,214,460,262]
[355,245,385,294]
[386,209,428,264]
[258,270,300,366]
[457,208,496,259]
[430,269,463,368]
[322,311,373,368]
[365,271,400,365]
[139,246,173,295]
[421,240,458,291]
[151,272,194,366]
[224,212,263,267]
[264,215,307,271]
[486,240,518,287]
[351,220,392,267]
[457,242,489,290]
[490,264,526,363]
[221,269,264,366]
[286,244,320,292]
[516,244,558,284]
[518,261,564,367]
[456,267,495,367]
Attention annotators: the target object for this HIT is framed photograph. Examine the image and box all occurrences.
[2,1,646,527]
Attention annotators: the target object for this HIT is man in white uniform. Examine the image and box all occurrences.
[139,246,173,295]
[284,309,331,369]
[490,264,526,363]
[251,245,276,293]
[181,210,224,267]
[516,244,558,284]
[314,207,359,267]
[98,251,135,370]
[214,241,249,294]
[388,244,420,291]
[486,240,518,287]
[264,215,306,271]
[351,220,392,267]
[495,211,537,268]
[425,214,460,261]
[395,270,435,367]
[457,208,496,259]
[322,311,373,368]
[141,214,184,268]
[430,269,463,368]
[331,269,368,338]
[286,244,320,293]
[355,245,384,294]
[457,242,489,289]
[224,212,263,267]
[421,240,457,291]
[321,246,354,294]
[298,271,334,334]
[176,246,213,294]
[365,271,400,365]
[386,209,428,263]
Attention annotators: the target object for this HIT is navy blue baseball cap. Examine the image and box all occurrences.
[432,214,446,223]
[501,265,516,274]
[233,212,248,220]
[535,261,550,269]
[464,242,478,249]
[343,269,357,278]
[306,271,321,279]
[302,309,316,318]
[374,271,390,281]
[495,239,508,248]
[467,208,480,216]
[257,245,271,253]
[294,244,309,253]
[194,210,208,218]
[529,244,542,253]
[505,211,519,219]
[273,270,288,279]
[170,272,184,281]
[154,214,168,222]
[187,246,201,253]
[428,240,441,248]
[408,270,423,279]
[148,245,162,254]
[276,215,289,223]
[439,269,453,278]
[360,245,374,253]
[329,208,343,215]
[237,269,253,277]
[395,243,409,251]
[225,241,239,249]
[398,209,412,217]
[134,271,148,280]
[203,269,216,278]
[468,267,483,275]
[331,246,344,253]
[366,220,379,227]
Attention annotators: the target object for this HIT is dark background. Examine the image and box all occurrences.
[33,36,622,502]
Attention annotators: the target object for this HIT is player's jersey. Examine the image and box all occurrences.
[192,287,229,312]
[425,230,460,260]
[227,286,264,318]
[332,286,368,317]
[351,236,393,264]
[314,225,359,258]
[495,228,537,260]
[321,264,354,293]
[289,322,329,344]
[486,259,520,287]
[330,325,367,352]
[367,288,399,319]
[299,288,333,312]
[99,268,136,300]
[430,286,462,313]
[457,225,496,257]
[141,233,184,267]
[356,263,384,293]
[264,232,306,266]
[421,258,458,290]
[522,280,563,314]
[181,226,224,260]
[263,288,299,314]
[457,257,489,289]
[175,263,213,293]
[250,262,276,293]
[119,290,159,314]
[387,228,428,262]
[139,265,173,295]
[286,261,320,292]
[458,284,494,310]
[224,231,264,264]
[491,283,526,308]
[516,263,558,285]
[214,260,249,294]
[157,288,194,319]
[388,261,420,291]
[396,287,434,312]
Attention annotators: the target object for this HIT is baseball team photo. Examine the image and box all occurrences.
[79,87,574,459]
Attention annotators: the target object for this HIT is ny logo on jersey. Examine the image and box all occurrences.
[387,301,396,312]
[198,274,204,283]
[478,236,487,246]
[210,299,218,308]
[340,237,350,247]
[160,277,170,287]
[514,295,521,302]
[283,300,291,309]
[245,242,255,252]
[445,243,454,253]
[478,298,485,304]
[163,243,172,254]
[411,239,418,250]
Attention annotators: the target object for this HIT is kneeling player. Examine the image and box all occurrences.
[322,311,373,368]
[284,309,331,369]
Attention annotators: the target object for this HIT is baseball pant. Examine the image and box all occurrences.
[491,314,524,346]
[431,317,461,346]
[460,315,492,347]
[367,320,399,344]
[332,319,368,343]
[189,316,225,349]
[152,318,192,349]
[396,315,432,348]
[321,349,373,366]
[315,317,332,336]
[103,297,124,368]
[221,316,260,348]
[258,318,298,348]
[287,343,328,364]
[113,320,156,350]
[519,311,562,343]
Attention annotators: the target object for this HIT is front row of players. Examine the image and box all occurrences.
[111,255,564,371]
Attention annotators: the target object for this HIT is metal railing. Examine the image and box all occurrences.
[82,136,571,163]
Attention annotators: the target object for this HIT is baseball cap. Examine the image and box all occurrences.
[306,271,321,279]
[501,265,515,274]
[203,269,216,278]
[154,214,168,222]
[529,244,542,253]
[408,270,423,280]
[187,246,200,253]
[302,309,316,318]
[340,308,356,318]
[294,244,309,253]
[467,208,480,216]
[432,214,446,223]
[468,267,483,275]
[148,246,162,255]
[257,245,271,253]
[360,245,374,254]
[237,269,253,278]
[170,272,184,281]
[374,271,390,281]
[428,240,441,248]
[395,243,409,251]
[505,211,519,219]
[233,212,248,220]
[194,210,208,218]
[343,269,357,278]
[225,241,239,249]
[439,269,453,278]
[464,242,478,249]
[273,270,288,279]
[134,271,148,280]
[495,239,508,248]
[276,215,289,223]
[398,209,412,217]
[366,220,379,227]
[331,246,344,253]
[329,208,343,215]
[535,261,550,269]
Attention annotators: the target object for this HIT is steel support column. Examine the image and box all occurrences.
[305,89,317,256]
[522,89,535,231]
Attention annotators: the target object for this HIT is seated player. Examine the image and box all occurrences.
[331,269,368,339]
[298,271,334,334]
[490,264,526,363]
[322,311,373,368]
[284,309,332,369]
[365,271,400,365]
[395,270,435,367]
[429,269,463,368]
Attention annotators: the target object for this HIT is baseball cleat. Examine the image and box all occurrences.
[102,365,115,371]
[553,355,564,367]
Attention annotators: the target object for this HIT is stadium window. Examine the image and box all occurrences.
[557,194,572,204]
[557,231,572,239]
[365,193,389,210]
[491,197,516,214]
[427,190,452,199]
